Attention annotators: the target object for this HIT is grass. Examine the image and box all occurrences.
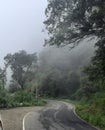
[58,96,105,130]
[76,103,105,130]
[74,92,105,130]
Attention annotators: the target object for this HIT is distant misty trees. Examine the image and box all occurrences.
[1,48,85,98]
[0,45,95,99]
[44,0,105,95]
[38,47,91,98]
[4,50,37,90]
[40,69,80,97]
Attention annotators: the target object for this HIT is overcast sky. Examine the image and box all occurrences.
[0,0,47,66]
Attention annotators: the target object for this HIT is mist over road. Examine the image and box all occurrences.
[24,101,98,130]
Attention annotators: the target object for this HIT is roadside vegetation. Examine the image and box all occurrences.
[43,0,105,130]
[75,92,105,130]
[0,51,46,108]
[0,89,46,108]
[0,0,105,130]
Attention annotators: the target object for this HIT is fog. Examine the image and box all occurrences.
[39,37,96,72]
[0,1,96,86]
[0,0,47,67]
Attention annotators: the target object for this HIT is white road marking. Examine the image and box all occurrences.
[23,112,34,130]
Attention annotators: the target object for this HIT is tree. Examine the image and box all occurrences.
[44,0,105,90]
[0,68,6,89]
[4,50,37,90]
[44,0,105,46]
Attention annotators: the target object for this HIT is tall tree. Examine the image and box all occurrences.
[4,50,37,90]
[44,0,105,89]
[44,0,105,46]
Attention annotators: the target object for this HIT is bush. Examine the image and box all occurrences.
[0,96,7,108]
[76,92,105,130]
[13,90,35,103]
[0,90,46,108]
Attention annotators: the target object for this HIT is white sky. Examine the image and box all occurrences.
[0,0,47,67]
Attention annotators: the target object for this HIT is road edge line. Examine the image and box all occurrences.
[60,101,100,130]
[22,112,34,130]
[69,102,101,130]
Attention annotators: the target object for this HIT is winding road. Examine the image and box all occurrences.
[23,101,99,130]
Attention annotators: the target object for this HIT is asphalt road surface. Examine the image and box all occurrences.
[24,101,99,130]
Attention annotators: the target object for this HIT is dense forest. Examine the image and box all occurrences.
[43,0,105,129]
[0,0,105,129]
[0,42,94,103]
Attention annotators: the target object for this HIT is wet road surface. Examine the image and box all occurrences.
[24,101,99,130]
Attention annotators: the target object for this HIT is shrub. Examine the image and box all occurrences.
[13,90,35,103]
[0,96,7,108]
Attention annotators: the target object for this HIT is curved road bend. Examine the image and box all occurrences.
[24,101,99,130]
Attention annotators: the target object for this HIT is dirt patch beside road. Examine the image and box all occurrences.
[0,106,43,130]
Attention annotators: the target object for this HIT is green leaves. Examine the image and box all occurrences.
[44,0,105,46]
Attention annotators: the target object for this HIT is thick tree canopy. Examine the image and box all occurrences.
[44,0,105,46]
[44,0,105,90]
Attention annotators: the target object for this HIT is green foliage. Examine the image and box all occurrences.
[40,69,80,98]
[0,90,46,108]
[44,0,105,95]
[85,39,105,91]
[76,105,105,130]
[75,91,105,130]
[0,96,7,108]
[71,88,84,100]
[8,90,47,107]
[0,86,8,108]
[45,0,105,46]
[92,92,105,110]
[0,68,6,89]
[13,90,35,103]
